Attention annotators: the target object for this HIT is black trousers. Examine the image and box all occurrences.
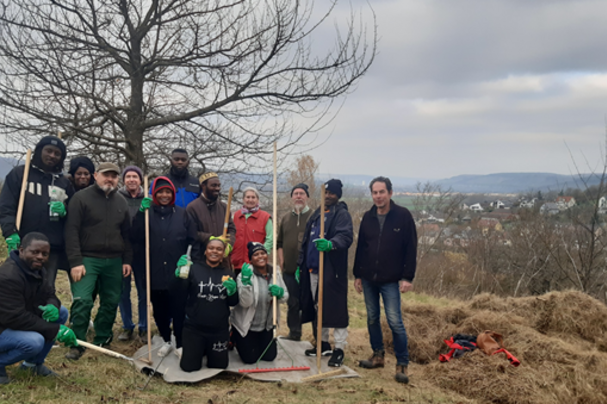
[46,249,70,289]
[180,326,230,372]
[150,289,185,348]
[283,273,302,338]
[234,329,276,364]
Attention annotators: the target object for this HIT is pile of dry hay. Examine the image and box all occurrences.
[381,290,607,404]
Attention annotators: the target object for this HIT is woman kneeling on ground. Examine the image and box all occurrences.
[231,242,288,364]
[176,237,238,372]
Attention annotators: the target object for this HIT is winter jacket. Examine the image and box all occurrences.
[231,264,288,337]
[177,261,238,331]
[64,184,133,267]
[118,186,144,221]
[298,201,353,328]
[164,167,200,208]
[232,209,271,269]
[131,177,198,290]
[353,200,418,283]
[0,251,61,341]
[186,194,236,262]
[277,207,313,275]
[0,164,74,250]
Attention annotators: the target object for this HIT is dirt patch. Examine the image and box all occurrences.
[380,290,607,404]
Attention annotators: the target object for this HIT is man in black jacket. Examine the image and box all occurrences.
[298,179,353,368]
[353,176,417,384]
[0,136,75,287]
[0,232,76,384]
[64,162,132,360]
[163,149,200,208]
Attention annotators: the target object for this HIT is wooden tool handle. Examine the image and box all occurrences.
[144,176,152,364]
[222,187,234,239]
[317,183,326,373]
[16,149,32,231]
[77,340,132,361]
[272,142,278,332]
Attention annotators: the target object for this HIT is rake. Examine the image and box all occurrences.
[238,142,310,374]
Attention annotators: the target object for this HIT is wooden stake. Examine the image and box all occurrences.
[16,149,32,231]
[57,131,62,139]
[272,142,278,336]
[316,183,326,374]
[143,176,152,365]
[222,187,234,239]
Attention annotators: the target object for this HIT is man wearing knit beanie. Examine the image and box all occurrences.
[117,165,147,342]
[277,182,312,341]
[298,178,353,367]
[0,135,74,288]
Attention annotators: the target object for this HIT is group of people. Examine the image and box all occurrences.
[0,135,418,385]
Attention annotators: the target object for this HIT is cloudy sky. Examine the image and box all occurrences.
[309,0,607,180]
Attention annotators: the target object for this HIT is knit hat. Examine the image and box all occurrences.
[32,136,67,172]
[68,156,95,177]
[122,165,143,183]
[325,179,343,199]
[151,176,176,206]
[199,172,218,185]
[291,183,309,197]
[247,241,267,260]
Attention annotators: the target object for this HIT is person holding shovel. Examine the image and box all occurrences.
[131,176,197,358]
[175,237,239,372]
[0,232,77,384]
[231,242,288,364]
[298,179,353,367]
[0,136,74,287]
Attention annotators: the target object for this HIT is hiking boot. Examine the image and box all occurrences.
[65,346,85,361]
[305,341,332,357]
[359,350,385,369]
[0,367,9,385]
[279,333,301,342]
[18,363,58,377]
[328,348,345,367]
[395,365,409,384]
[118,329,134,341]
[138,329,147,344]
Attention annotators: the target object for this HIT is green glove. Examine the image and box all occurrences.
[241,263,253,286]
[139,197,152,212]
[224,242,233,258]
[177,254,189,268]
[49,201,67,217]
[313,238,333,252]
[175,267,181,278]
[56,324,78,347]
[295,267,300,284]
[5,233,20,251]
[223,277,237,296]
[268,284,285,299]
[38,304,59,322]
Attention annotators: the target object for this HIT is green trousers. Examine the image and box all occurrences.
[70,257,123,345]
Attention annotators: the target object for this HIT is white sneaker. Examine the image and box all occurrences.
[158,342,173,357]
[174,348,183,359]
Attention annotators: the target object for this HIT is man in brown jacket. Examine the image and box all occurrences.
[186,172,236,262]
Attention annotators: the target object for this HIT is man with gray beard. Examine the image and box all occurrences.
[64,163,132,360]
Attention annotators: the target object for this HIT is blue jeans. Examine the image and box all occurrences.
[118,262,147,331]
[362,279,409,366]
[0,306,69,367]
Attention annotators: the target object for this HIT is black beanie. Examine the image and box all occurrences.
[33,136,67,172]
[325,179,343,199]
[69,156,95,177]
[291,183,309,197]
[247,241,267,260]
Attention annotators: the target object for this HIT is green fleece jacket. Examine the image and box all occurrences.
[65,184,133,267]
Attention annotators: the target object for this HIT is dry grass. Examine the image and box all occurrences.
[382,290,607,404]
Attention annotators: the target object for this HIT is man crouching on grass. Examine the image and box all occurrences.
[0,232,78,384]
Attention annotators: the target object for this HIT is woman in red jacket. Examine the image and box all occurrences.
[231,187,272,274]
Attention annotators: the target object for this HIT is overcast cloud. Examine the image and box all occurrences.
[310,0,607,179]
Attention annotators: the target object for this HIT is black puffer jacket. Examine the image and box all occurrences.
[353,200,418,283]
[0,251,61,341]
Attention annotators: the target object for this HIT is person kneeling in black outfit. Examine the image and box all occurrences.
[175,237,238,372]
[231,242,288,364]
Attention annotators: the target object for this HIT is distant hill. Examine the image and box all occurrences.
[433,172,603,194]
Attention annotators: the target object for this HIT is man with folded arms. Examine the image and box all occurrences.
[64,162,132,360]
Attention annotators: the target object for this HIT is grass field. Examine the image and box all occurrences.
[0,269,471,404]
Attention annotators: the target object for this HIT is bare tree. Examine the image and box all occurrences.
[0,0,375,172]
